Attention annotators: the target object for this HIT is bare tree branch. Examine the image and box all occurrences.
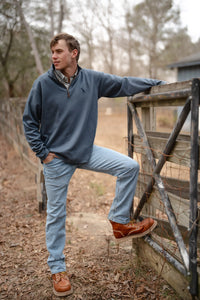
[15,0,44,75]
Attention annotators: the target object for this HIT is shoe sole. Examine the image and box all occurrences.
[114,220,157,243]
[53,286,73,297]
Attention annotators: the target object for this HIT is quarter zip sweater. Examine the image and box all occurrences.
[23,64,164,164]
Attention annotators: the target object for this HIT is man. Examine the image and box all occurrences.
[23,33,164,297]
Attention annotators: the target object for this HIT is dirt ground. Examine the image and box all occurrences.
[0,105,181,299]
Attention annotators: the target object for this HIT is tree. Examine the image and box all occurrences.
[49,0,69,36]
[161,27,196,66]
[1,0,199,99]
[0,0,49,97]
[121,2,144,77]
[71,0,96,69]
[0,0,33,97]
[16,0,44,75]
[93,0,118,73]
[127,0,181,78]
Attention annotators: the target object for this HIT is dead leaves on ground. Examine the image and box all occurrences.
[0,134,180,299]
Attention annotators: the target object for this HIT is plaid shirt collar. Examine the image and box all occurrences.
[54,68,78,88]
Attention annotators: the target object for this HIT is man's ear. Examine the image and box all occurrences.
[72,49,78,59]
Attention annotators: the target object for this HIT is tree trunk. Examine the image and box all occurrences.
[49,0,55,37]
[8,82,15,97]
[16,1,44,75]
[58,0,65,33]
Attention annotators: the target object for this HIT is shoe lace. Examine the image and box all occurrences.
[55,271,68,282]
[60,271,67,278]
[129,220,137,225]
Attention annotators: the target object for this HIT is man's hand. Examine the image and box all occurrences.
[43,152,57,164]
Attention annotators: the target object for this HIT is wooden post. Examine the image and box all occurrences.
[127,101,134,220]
[141,106,156,217]
[37,162,47,213]
[127,101,133,158]
[189,79,200,297]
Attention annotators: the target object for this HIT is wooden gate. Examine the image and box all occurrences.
[127,79,200,299]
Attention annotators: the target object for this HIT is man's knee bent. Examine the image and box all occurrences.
[121,158,140,177]
[130,160,140,175]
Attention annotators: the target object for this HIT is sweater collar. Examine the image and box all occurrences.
[49,64,81,81]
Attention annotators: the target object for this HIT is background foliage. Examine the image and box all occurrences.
[0,0,199,98]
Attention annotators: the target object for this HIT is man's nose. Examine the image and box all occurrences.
[52,52,57,60]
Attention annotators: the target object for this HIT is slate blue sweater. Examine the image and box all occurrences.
[23,65,164,164]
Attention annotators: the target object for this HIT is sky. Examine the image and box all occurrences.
[174,0,200,42]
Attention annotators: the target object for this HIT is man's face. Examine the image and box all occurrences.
[51,39,77,71]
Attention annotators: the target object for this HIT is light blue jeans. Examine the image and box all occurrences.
[43,145,139,274]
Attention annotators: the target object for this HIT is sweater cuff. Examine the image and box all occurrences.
[37,148,50,162]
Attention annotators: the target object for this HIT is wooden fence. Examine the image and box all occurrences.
[0,97,46,212]
[127,78,200,299]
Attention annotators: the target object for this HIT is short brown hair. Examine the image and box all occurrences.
[50,33,80,62]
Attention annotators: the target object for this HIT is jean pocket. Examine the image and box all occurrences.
[43,158,61,178]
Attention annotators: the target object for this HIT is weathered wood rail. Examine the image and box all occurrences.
[127,78,200,299]
[0,98,46,212]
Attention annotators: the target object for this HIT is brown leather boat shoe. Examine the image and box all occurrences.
[52,271,73,297]
[110,218,157,241]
